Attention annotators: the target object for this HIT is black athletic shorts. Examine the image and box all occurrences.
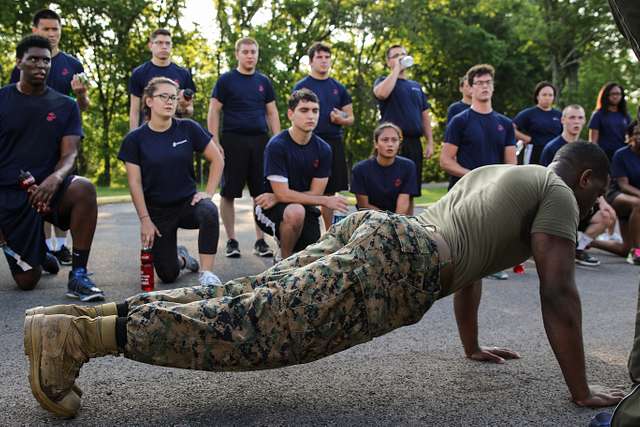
[317,134,348,194]
[400,136,423,196]
[254,203,321,253]
[220,132,269,198]
[0,175,75,274]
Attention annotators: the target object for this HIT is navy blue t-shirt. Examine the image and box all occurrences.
[264,130,332,193]
[539,135,568,167]
[350,156,418,212]
[211,69,276,135]
[374,77,430,137]
[0,85,82,189]
[128,61,196,97]
[611,146,640,189]
[445,108,515,186]
[10,51,84,97]
[513,106,562,147]
[118,119,210,206]
[292,76,352,139]
[446,101,471,125]
[589,109,631,156]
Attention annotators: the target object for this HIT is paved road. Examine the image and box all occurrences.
[1,197,638,426]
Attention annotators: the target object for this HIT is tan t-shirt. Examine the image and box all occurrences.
[418,165,579,296]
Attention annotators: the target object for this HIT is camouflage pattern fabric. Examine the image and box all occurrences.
[124,210,443,371]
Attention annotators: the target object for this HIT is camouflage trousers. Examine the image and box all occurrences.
[124,210,443,371]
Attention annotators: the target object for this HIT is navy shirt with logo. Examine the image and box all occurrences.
[10,51,84,97]
[211,69,276,135]
[589,109,632,157]
[611,146,640,190]
[539,135,569,167]
[292,76,352,139]
[350,156,418,213]
[374,77,430,137]
[0,85,82,189]
[446,101,471,125]
[264,130,332,193]
[118,119,210,206]
[128,61,196,98]
[445,108,515,186]
[513,106,562,147]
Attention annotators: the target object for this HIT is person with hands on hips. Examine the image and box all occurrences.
[118,77,224,287]
[254,89,348,259]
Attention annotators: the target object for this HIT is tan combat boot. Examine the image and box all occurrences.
[25,302,118,318]
[24,314,119,418]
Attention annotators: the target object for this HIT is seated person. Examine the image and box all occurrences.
[118,77,224,286]
[597,120,640,264]
[255,88,347,259]
[350,122,418,214]
[0,35,103,301]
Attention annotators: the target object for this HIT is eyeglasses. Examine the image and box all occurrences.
[473,79,493,87]
[153,93,178,103]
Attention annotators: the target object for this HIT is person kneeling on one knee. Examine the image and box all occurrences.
[254,88,347,259]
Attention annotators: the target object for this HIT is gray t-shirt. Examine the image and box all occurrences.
[418,165,579,296]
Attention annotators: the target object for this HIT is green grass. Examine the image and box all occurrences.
[340,186,447,206]
[96,186,130,198]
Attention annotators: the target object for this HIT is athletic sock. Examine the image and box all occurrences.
[56,236,67,249]
[72,248,90,270]
[115,317,128,351]
[577,232,593,251]
[46,238,56,251]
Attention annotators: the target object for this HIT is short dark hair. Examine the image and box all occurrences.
[627,120,639,138]
[385,44,403,59]
[308,42,331,61]
[466,64,495,86]
[288,88,319,111]
[553,141,610,181]
[533,81,556,104]
[33,9,61,27]
[150,29,171,41]
[16,35,51,60]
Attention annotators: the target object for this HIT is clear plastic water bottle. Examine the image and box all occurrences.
[400,55,414,69]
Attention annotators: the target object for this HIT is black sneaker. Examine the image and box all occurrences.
[225,239,241,258]
[66,268,104,302]
[52,244,72,266]
[177,245,199,272]
[42,252,60,275]
[575,249,600,267]
[253,239,273,257]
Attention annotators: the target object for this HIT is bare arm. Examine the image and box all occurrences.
[207,98,223,152]
[330,104,354,127]
[30,135,80,207]
[514,127,532,144]
[269,179,346,211]
[617,177,640,198]
[265,101,281,135]
[532,232,623,407]
[395,194,411,214]
[71,75,90,112]
[129,95,141,130]
[373,59,402,100]
[422,109,434,159]
[124,162,161,248]
[439,143,470,178]
[504,146,517,165]
[355,194,382,211]
[589,129,599,144]
[202,141,224,195]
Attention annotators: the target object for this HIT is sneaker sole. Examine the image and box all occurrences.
[253,249,273,257]
[576,260,600,267]
[65,292,105,302]
[225,250,241,258]
[24,314,82,418]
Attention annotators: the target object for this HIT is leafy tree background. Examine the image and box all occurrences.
[0,0,636,186]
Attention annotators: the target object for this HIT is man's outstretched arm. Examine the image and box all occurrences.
[532,231,624,407]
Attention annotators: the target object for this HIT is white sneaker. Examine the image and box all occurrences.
[199,271,222,287]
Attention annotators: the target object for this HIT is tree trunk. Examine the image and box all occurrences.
[99,114,111,187]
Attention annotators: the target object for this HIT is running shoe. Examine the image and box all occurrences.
[42,252,60,275]
[225,239,241,258]
[486,270,509,280]
[627,248,640,266]
[177,245,199,272]
[575,250,600,267]
[199,271,222,287]
[66,268,104,302]
[52,244,72,266]
[253,238,273,257]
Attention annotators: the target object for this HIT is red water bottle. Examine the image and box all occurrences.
[140,248,154,292]
[18,170,50,214]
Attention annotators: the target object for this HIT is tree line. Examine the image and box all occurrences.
[1,0,637,186]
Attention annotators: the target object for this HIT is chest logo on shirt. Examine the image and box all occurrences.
[333,88,339,96]
[394,178,402,188]
[172,139,187,148]
[313,159,320,168]
[46,112,57,122]
[61,68,69,76]
[497,124,504,132]
[258,84,264,93]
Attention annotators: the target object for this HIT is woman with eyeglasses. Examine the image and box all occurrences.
[589,82,632,160]
[118,76,224,286]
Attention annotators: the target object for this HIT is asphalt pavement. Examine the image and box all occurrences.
[0,196,638,426]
